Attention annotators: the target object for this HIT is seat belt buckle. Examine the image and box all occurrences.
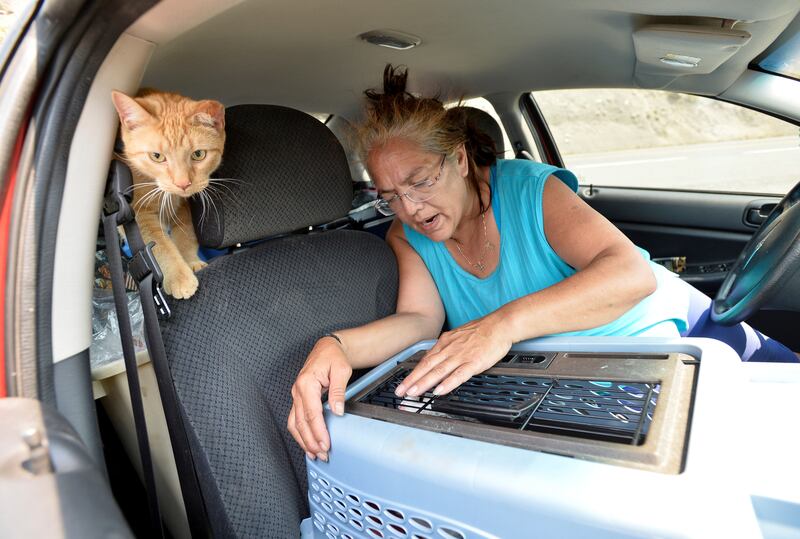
[103,160,135,225]
[129,242,172,320]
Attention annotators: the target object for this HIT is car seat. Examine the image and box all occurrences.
[158,105,399,536]
[462,106,507,156]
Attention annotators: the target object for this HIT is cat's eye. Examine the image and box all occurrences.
[191,149,207,161]
[149,152,166,163]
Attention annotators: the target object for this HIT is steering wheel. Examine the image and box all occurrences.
[711,180,800,325]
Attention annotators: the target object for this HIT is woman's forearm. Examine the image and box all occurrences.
[496,247,657,342]
[333,312,442,369]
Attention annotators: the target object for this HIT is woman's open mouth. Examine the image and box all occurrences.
[420,214,440,232]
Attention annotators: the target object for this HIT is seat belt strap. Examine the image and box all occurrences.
[102,188,164,538]
[104,160,211,538]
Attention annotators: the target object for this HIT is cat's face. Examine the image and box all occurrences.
[112,90,225,198]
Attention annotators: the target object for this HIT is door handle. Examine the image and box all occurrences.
[743,202,777,227]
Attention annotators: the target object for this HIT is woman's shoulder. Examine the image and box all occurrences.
[495,159,579,194]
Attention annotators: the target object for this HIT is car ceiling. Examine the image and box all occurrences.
[132,0,800,116]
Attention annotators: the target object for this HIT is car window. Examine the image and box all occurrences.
[532,89,800,195]
[758,30,800,81]
[0,0,37,51]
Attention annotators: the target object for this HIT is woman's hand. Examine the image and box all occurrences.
[395,315,512,398]
[288,336,352,462]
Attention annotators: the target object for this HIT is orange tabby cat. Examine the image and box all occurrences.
[111,89,225,299]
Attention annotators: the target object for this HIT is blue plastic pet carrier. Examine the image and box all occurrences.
[300,337,779,538]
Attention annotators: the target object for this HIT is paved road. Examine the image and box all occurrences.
[565,136,800,195]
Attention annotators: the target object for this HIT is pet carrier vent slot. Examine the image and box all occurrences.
[497,351,556,369]
[309,469,492,539]
[439,527,466,539]
[358,369,659,445]
[409,517,433,531]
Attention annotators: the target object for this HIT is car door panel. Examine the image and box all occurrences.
[578,186,779,294]
[0,398,132,538]
[579,186,800,349]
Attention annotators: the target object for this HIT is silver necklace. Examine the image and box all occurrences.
[453,211,493,272]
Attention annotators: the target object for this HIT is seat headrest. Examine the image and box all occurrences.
[462,106,507,156]
[191,105,353,249]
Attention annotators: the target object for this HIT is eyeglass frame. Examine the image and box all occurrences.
[373,154,447,216]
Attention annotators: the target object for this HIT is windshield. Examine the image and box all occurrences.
[758,30,800,81]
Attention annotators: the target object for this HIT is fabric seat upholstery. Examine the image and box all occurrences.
[159,105,399,537]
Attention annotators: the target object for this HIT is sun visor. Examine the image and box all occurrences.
[633,24,752,88]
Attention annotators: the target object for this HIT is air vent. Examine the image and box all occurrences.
[359,369,659,445]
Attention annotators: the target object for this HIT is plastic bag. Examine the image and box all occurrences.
[89,250,147,370]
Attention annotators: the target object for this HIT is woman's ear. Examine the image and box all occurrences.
[455,143,469,178]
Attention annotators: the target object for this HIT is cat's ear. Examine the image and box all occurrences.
[192,100,225,131]
[111,91,152,130]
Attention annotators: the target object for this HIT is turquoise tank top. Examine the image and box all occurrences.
[402,159,689,336]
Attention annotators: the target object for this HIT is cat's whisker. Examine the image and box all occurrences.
[204,186,233,212]
[203,192,219,233]
[158,192,171,234]
[204,190,222,232]
[133,189,158,211]
[208,182,239,198]
[125,182,159,194]
[168,195,188,233]
[134,187,162,212]
[203,191,213,227]
[205,183,243,209]
[166,194,176,226]
[140,188,163,211]
[197,191,208,229]
[209,177,245,185]
[208,179,246,203]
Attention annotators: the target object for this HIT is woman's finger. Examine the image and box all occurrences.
[286,406,303,450]
[396,349,449,396]
[404,355,465,396]
[292,391,324,457]
[287,405,316,460]
[296,379,331,457]
[431,363,478,396]
[327,362,351,416]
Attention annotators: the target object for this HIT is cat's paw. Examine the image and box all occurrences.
[163,267,199,299]
[189,259,208,272]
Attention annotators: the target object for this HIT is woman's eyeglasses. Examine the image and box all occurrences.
[374,155,446,216]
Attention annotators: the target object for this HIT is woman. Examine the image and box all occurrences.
[288,65,795,462]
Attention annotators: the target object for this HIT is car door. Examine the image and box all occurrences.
[0,0,155,536]
[521,89,800,349]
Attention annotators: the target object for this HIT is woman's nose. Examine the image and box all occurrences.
[399,194,423,214]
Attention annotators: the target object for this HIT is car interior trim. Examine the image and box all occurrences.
[580,186,782,233]
[519,93,564,167]
[53,348,105,471]
[50,33,154,365]
[721,69,800,124]
[0,0,91,402]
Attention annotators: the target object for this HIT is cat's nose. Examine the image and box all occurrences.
[175,178,191,190]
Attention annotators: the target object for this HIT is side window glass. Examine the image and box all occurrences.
[532,89,799,195]
[0,1,38,52]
